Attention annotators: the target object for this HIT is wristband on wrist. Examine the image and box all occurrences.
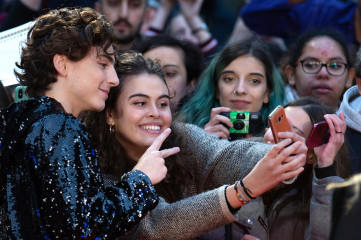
[234,181,250,205]
[239,179,256,200]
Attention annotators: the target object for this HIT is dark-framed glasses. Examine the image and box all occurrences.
[298,60,348,76]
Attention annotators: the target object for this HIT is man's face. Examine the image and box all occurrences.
[96,0,146,45]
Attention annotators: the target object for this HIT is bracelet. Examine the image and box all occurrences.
[239,179,256,200]
[234,181,250,205]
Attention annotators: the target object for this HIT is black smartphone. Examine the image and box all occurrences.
[14,86,29,103]
[268,106,291,143]
[220,111,264,139]
[306,121,330,149]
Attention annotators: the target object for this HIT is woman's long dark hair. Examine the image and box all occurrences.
[84,51,190,202]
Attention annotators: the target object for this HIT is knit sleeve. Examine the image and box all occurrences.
[172,122,272,191]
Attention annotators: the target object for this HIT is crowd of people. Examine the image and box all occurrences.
[1,0,361,239]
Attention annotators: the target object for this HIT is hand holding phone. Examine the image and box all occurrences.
[306,121,330,149]
[268,106,291,143]
[268,106,297,184]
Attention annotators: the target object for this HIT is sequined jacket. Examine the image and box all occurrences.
[0,97,159,239]
[103,122,274,239]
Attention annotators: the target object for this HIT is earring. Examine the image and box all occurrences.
[233,90,239,95]
[109,125,115,134]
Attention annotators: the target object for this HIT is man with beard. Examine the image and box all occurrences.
[95,0,148,50]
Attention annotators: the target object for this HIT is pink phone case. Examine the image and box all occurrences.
[306,121,330,149]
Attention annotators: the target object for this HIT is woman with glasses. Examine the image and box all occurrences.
[178,38,285,140]
[283,28,355,112]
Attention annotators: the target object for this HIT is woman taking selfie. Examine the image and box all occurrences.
[84,51,307,239]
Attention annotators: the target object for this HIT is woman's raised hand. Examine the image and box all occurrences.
[133,128,180,185]
[242,138,307,197]
[314,112,346,168]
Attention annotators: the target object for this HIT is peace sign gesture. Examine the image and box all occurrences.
[133,128,180,185]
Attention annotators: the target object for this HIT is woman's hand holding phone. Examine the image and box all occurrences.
[242,139,306,197]
[314,112,346,168]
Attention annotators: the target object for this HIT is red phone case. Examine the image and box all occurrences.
[306,121,330,149]
[268,106,291,143]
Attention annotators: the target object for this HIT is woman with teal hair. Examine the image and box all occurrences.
[178,38,285,140]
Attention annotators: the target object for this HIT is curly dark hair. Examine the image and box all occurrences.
[15,7,114,97]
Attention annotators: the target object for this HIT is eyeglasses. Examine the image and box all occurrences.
[297,60,348,76]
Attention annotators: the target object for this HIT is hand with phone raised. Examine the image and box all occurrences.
[241,137,306,197]
[313,112,346,168]
[267,105,307,184]
[133,128,180,185]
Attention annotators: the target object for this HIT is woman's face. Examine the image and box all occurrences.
[217,54,269,112]
[144,46,192,112]
[106,73,172,157]
[287,37,354,110]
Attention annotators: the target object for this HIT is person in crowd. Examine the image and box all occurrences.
[0,8,179,238]
[337,44,361,173]
[83,50,307,239]
[328,173,361,239]
[94,0,148,51]
[240,97,349,240]
[0,81,13,109]
[134,34,204,112]
[144,0,218,59]
[0,0,94,31]
[283,28,355,111]
[240,0,361,46]
[178,38,285,140]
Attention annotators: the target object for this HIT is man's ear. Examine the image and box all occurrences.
[53,54,67,77]
[285,65,296,86]
[356,77,361,94]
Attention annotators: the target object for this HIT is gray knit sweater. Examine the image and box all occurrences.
[104,122,343,240]
[103,122,272,239]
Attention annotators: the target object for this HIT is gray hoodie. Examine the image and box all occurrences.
[338,85,361,132]
[337,85,361,173]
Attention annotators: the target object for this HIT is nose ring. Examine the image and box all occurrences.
[233,90,239,95]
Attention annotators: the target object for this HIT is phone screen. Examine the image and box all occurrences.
[306,121,330,149]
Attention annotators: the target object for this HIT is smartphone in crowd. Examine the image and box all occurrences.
[269,106,296,184]
[268,105,291,143]
[306,121,330,149]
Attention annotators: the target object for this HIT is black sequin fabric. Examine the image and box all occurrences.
[0,96,159,239]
